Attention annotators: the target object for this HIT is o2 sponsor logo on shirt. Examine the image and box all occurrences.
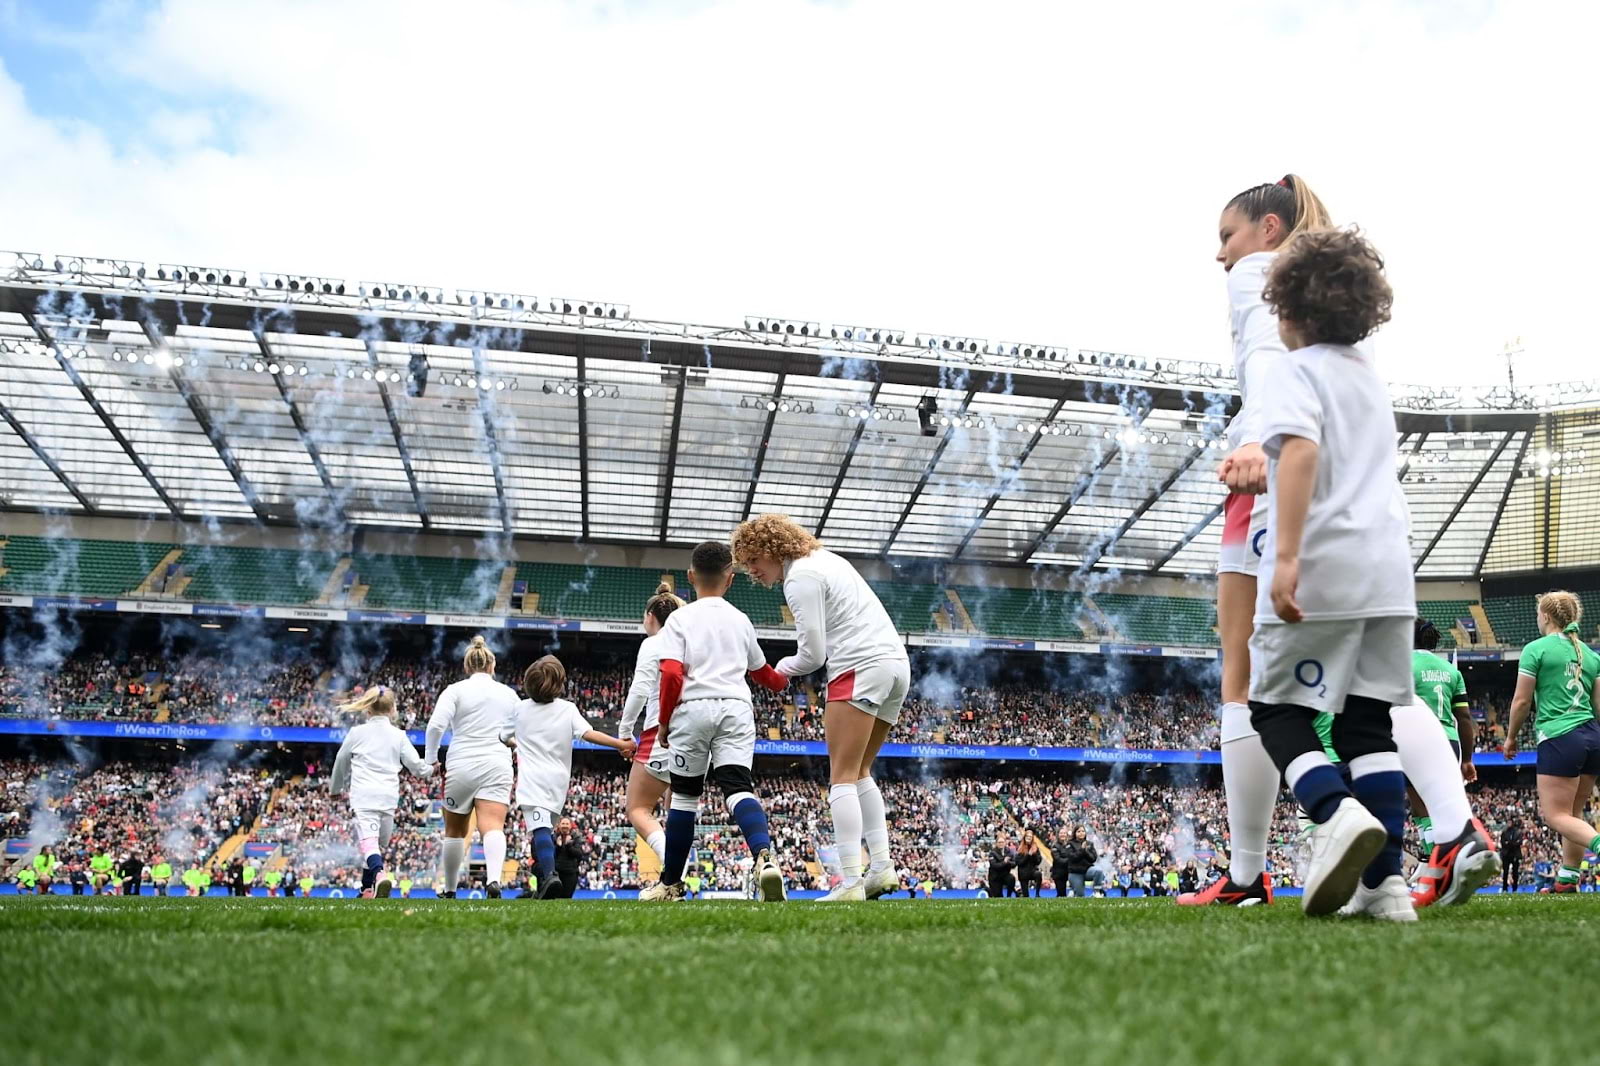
[1251,530,1266,558]
[1295,659,1327,699]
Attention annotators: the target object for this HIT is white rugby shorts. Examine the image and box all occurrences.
[1216,492,1268,577]
[351,808,396,850]
[1248,616,1413,714]
[442,752,514,814]
[825,659,911,726]
[634,726,672,784]
[520,805,558,832]
[663,698,756,779]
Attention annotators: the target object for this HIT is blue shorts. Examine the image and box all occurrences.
[1535,718,1600,778]
[1450,739,1462,762]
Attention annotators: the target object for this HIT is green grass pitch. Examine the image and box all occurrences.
[1,896,1594,1066]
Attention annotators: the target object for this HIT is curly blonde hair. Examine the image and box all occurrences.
[731,514,821,572]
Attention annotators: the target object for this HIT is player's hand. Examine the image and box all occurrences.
[1270,557,1303,623]
[1461,759,1477,783]
[1220,443,1268,495]
[658,725,670,750]
[619,738,637,760]
[432,761,444,778]
[1501,737,1518,760]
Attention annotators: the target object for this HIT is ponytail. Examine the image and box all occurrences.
[338,686,395,717]
[645,580,685,626]
[1537,591,1585,659]
[1225,173,1332,251]
[463,635,496,676]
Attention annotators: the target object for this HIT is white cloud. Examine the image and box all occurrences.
[0,0,1592,384]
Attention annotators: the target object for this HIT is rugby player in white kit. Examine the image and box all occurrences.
[638,542,790,902]
[329,684,430,898]
[619,581,686,870]
[426,635,520,898]
[733,514,910,901]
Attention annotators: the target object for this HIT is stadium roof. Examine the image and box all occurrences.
[2,251,1597,579]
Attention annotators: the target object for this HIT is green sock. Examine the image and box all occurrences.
[1415,816,1434,861]
[1589,834,1600,856]
[1559,866,1581,884]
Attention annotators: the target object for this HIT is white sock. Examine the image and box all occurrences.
[1392,701,1471,841]
[442,837,466,891]
[856,775,891,872]
[482,829,506,886]
[829,782,864,883]
[1220,702,1278,885]
[646,829,666,863]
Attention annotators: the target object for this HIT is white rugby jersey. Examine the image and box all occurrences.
[331,716,429,810]
[507,698,591,811]
[426,672,520,764]
[774,549,906,682]
[656,596,766,705]
[1226,251,1285,450]
[620,632,667,737]
[1253,343,1415,624]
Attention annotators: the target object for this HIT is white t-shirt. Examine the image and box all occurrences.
[1253,343,1416,624]
[1226,251,1285,450]
[620,632,666,737]
[656,596,766,705]
[331,716,429,811]
[508,698,591,811]
[426,672,520,764]
[775,549,906,682]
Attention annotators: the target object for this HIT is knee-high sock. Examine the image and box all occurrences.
[1221,702,1278,884]
[856,775,891,872]
[829,782,864,882]
[441,837,466,891]
[1349,752,1407,888]
[646,829,666,864]
[1391,701,1471,843]
[725,791,772,858]
[361,850,383,890]
[662,793,699,886]
[532,827,556,882]
[481,829,506,885]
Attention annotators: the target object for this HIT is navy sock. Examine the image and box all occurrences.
[532,827,556,883]
[361,853,382,890]
[1351,766,1406,889]
[1290,764,1349,825]
[662,807,697,886]
[729,795,772,858]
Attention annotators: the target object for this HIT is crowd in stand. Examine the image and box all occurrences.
[5,751,1579,894]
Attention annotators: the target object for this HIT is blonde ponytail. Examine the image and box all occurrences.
[463,634,496,676]
[1224,173,1333,252]
[646,580,685,625]
[1537,591,1584,658]
[338,686,395,717]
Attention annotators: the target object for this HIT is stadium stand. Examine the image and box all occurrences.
[178,545,340,606]
[0,536,175,598]
[1416,599,1476,649]
[958,585,1087,641]
[1482,594,1539,648]
[351,553,501,613]
[1092,594,1216,646]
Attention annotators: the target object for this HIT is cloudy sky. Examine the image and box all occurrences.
[1,0,1592,386]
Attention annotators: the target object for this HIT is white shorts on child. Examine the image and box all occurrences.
[520,806,558,832]
[663,698,756,779]
[1248,616,1413,714]
[352,809,395,850]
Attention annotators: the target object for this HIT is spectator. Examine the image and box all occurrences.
[120,852,144,896]
[1016,830,1043,897]
[987,834,1016,898]
[1501,820,1524,893]
[1062,826,1104,898]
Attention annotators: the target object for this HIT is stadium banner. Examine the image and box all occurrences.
[906,634,969,648]
[506,617,582,632]
[264,605,349,621]
[345,609,428,625]
[1161,646,1218,659]
[1036,640,1100,654]
[755,627,800,643]
[26,596,119,611]
[0,717,1543,764]
[1099,643,1164,657]
[0,594,34,608]
[579,619,644,635]
[425,612,505,629]
[193,603,267,618]
[116,599,194,615]
[1454,649,1519,662]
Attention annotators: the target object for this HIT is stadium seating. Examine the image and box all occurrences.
[1482,595,1540,648]
[958,585,1087,641]
[1415,599,1476,650]
[351,553,501,613]
[1092,594,1216,646]
[178,546,339,606]
[0,536,174,598]
[869,581,950,634]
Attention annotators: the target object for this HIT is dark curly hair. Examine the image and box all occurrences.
[1262,227,1393,347]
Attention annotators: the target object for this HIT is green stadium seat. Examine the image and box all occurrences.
[180,546,339,606]
[1415,600,1477,650]
[0,536,174,598]
[352,553,502,613]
